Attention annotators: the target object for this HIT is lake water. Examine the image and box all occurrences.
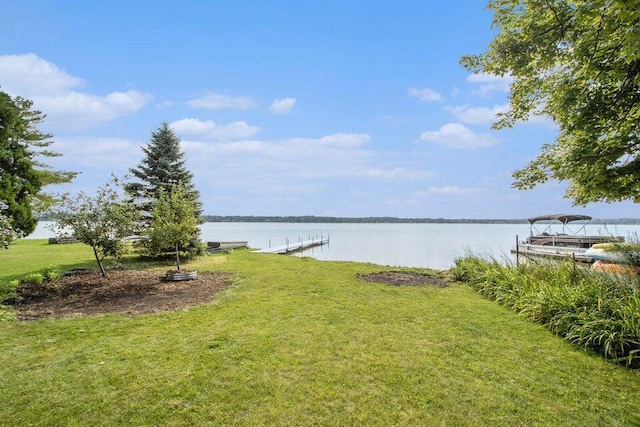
[30,221,640,270]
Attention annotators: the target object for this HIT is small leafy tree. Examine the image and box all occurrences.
[0,201,19,249]
[49,176,139,277]
[147,183,199,271]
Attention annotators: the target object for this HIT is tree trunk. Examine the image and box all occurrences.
[175,242,181,271]
[93,246,107,277]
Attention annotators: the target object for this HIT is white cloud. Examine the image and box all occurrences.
[170,118,260,140]
[378,114,406,124]
[187,92,257,110]
[269,97,296,115]
[317,132,371,147]
[416,186,487,196]
[156,100,174,108]
[420,123,498,149]
[37,90,150,130]
[298,166,433,180]
[0,53,83,96]
[408,87,442,102]
[51,136,140,171]
[181,132,432,185]
[446,104,509,125]
[216,140,266,153]
[0,53,151,129]
[466,73,513,96]
[377,198,419,207]
[379,198,403,206]
[448,103,555,128]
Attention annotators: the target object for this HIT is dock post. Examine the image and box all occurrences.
[516,235,519,267]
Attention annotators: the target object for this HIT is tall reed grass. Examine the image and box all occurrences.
[450,256,640,368]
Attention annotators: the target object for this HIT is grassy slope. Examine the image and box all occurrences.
[1,240,639,426]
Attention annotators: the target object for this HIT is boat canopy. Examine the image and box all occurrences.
[527,214,592,225]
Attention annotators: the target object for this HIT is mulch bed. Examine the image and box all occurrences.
[358,271,449,287]
[8,269,232,320]
[7,269,447,321]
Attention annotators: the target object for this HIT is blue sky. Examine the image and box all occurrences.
[1,1,636,219]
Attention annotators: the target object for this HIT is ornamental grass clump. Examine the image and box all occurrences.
[450,256,640,368]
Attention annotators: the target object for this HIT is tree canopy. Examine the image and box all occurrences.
[126,122,202,224]
[49,176,139,277]
[0,91,76,236]
[148,183,200,271]
[461,0,640,205]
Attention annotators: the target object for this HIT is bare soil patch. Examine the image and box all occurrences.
[8,269,232,320]
[358,271,449,287]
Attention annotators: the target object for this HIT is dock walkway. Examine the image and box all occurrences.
[255,238,329,254]
[206,241,248,253]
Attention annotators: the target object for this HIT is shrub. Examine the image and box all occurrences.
[451,256,640,368]
[1,266,62,304]
[42,265,60,281]
[23,273,44,285]
[0,280,21,303]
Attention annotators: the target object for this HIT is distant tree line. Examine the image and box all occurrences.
[202,215,640,225]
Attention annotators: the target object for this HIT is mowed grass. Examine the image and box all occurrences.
[1,240,640,425]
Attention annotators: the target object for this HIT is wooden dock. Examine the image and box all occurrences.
[206,241,248,253]
[48,236,81,244]
[255,238,329,255]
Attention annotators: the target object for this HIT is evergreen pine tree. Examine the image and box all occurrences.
[0,91,76,236]
[126,122,203,231]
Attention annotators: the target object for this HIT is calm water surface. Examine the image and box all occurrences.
[31,221,640,270]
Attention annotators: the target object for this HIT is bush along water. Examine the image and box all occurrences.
[450,256,640,369]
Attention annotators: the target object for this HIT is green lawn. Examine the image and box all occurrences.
[1,240,639,426]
